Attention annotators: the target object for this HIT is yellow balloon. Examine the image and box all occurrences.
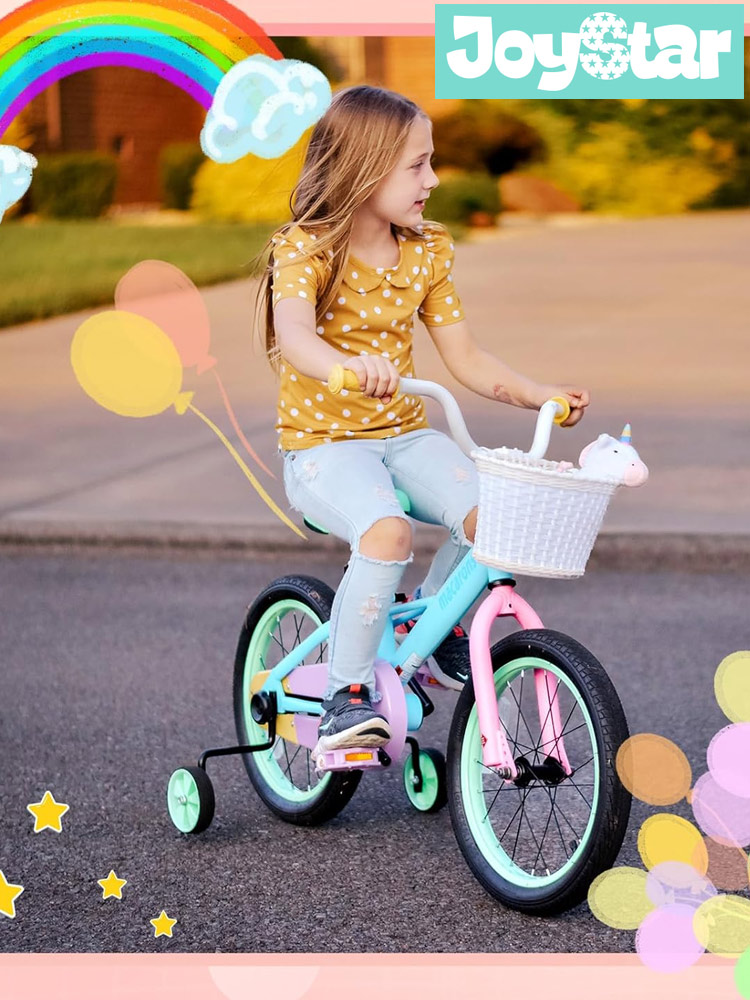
[71,311,192,418]
[588,866,654,930]
[638,813,709,873]
[715,651,750,723]
[693,894,750,956]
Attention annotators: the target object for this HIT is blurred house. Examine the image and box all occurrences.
[23,68,204,206]
[317,36,460,117]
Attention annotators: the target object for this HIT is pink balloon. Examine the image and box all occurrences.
[115,260,216,374]
[636,903,705,973]
[692,770,750,848]
[708,724,750,799]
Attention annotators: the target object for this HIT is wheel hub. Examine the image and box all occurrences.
[513,755,568,787]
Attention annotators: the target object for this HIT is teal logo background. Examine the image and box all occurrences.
[435,5,744,98]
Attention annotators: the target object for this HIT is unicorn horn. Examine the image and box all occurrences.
[620,423,632,443]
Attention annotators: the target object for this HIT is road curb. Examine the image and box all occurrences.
[1,521,748,571]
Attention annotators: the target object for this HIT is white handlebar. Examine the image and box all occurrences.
[397,377,565,460]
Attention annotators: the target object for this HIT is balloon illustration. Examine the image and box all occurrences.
[115,260,216,374]
[71,311,192,417]
[114,259,274,479]
[70,308,303,538]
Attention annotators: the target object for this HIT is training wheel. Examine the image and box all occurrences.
[167,765,215,834]
[403,747,447,813]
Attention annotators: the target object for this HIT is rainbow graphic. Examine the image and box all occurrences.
[0,0,282,137]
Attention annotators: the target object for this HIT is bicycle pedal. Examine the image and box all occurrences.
[313,746,387,773]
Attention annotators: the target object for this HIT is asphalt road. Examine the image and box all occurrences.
[0,548,745,953]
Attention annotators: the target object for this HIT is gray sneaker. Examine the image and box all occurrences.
[315,684,392,752]
[428,624,471,691]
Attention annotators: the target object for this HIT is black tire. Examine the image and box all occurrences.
[233,575,362,826]
[167,765,215,834]
[403,747,448,813]
[447,629,631,915]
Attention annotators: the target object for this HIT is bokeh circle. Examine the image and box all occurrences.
[616,734,692,805]
[588,867,653,930]
[636,903,705,973]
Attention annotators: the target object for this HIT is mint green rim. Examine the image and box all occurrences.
[167,768,203,833]
[404,751,441,811]
[460,656,600,888]
[242,599,331,804]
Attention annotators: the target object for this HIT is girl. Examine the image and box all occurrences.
[259,85,589,755]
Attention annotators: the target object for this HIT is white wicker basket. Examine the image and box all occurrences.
[472,447,620,579]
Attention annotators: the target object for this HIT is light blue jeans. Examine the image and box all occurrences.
[282,429,479,698]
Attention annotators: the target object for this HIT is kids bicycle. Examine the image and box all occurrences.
[167,368,635,916]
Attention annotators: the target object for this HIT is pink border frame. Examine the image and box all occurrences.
[0,952,744,997]
[0,1,748,995]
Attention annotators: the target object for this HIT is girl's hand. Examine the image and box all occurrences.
[548,385,590,427]
[343,356,400,405]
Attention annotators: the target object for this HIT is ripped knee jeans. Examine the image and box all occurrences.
[282,429,479,698]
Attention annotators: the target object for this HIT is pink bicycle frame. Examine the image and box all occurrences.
[469,584,572,780]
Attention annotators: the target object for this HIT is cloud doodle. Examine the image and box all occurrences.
[201,54,331,163]
[0,144,37,222]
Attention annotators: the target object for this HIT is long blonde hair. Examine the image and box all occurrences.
[255,85,430,370]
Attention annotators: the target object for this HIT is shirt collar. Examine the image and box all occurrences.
[342,233,425,292]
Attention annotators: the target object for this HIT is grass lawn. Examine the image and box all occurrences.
[0,219,275,329]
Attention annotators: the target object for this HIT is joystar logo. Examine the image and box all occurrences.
[435,5,744,98]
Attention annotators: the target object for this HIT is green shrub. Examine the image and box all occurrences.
[427,172,501,226]
[433,102,546,176]
[30,152,117,219]
[522,118,724,215]
[159,142,205,210]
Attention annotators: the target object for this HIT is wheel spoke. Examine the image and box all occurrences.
[467,654,607,884]
[520,794,550,874]
[506,678,537,750]
[541,785,573,861]
[243,600,340,805]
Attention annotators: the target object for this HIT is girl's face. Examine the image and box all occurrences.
[362,116,439,229]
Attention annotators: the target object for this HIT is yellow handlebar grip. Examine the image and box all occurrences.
[328,364,361,394]
[550,395,571,425]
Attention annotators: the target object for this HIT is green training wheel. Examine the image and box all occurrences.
[403,747,448,813]
[167,765,215,834]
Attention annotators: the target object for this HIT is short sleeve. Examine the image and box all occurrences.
[271,228,321,309]
[417,225,465,327]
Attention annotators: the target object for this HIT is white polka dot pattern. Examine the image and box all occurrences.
[271,222,462,449]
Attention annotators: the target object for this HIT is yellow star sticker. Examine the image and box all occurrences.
[26,790,69,833]
[150,910,177,938]
[97,870,127,900]
[0,871,24,919]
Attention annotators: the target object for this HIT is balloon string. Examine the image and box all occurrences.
[187,403,306,540]
[211,368,276,479]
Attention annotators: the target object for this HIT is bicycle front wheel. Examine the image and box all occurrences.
[447,629,631,915]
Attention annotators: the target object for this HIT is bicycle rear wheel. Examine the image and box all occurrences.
[233,575,362,826]
[447,629,631,915]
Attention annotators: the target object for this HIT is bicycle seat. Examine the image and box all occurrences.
[304,488,412,534]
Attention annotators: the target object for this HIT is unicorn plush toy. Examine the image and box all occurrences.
[574,424,649,486]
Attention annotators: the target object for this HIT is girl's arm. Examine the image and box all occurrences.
[426,318,590,426]
[275,298,400,401]
[274,298,347,379]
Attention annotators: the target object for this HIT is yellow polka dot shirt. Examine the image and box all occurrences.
[271,222,465,451]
